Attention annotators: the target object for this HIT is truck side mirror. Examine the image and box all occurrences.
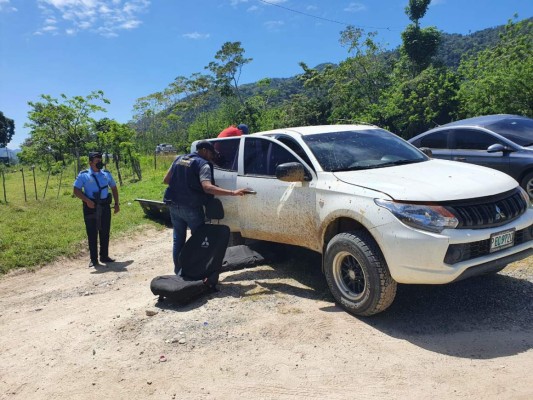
[276,162,309,182]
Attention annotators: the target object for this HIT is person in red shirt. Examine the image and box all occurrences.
[217,124,249,138]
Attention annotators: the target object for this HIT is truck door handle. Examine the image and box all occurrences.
[453,157,466,161]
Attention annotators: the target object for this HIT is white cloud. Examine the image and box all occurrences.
[229,0,248,6]
[306,5,318,11]
[182,32,210,40]
[430,0,446,6]
[344,2,366,13]
[36,0,150,36]
[264,20,284,30]
[262,0,287,4]
[247,5,259,12]
[0,0,17,12]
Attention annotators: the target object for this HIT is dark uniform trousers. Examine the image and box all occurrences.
[83,202,111,262]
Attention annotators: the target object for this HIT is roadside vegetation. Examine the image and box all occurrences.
[0,1,531,274]
[0,155,175,274]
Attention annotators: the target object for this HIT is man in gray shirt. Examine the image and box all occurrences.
[163,141,248,274]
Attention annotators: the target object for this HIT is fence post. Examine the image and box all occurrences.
[57,168,63,199]
[154,151,157,170]
[31,165,38,200]
[21,168,27,202]
[43,168,51,199]
[1,169,6,203]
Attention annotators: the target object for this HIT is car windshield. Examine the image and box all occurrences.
[303,129,427,172]
[485,118,533,146]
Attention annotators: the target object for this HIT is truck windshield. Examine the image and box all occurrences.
[303,129,427,172]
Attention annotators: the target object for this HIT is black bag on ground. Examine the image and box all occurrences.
[222,244,266,272]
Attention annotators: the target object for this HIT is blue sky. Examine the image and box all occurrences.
[1,0,531,149]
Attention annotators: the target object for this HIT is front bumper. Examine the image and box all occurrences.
[371,209,533,284]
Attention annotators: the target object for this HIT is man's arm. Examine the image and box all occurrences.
[163,166,172,184]
[73,187,96,208]
[201,181,247,196]
[111,186,120,213]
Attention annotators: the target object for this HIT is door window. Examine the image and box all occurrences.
[211,138,240,171]
[417,130,450,149]
[243,137,299,176]
[452,129,502,150]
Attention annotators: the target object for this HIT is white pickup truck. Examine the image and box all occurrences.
[193,125,533,316]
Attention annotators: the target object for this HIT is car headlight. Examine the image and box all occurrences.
[375,199,459,233]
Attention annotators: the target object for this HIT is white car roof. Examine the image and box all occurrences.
[251,124,380,137]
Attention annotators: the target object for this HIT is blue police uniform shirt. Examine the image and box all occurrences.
[73,168,116,200]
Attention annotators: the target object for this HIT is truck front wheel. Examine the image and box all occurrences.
[324,231,397,316]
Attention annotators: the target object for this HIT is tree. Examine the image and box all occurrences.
[24,91,109,171]
[206,41,252,110]
[278,62,333,127]
[95,118,141,184]
[401,0,442,74]
[457,18,533,117]
[329,27,394,124]
[0,112,15,148]
[379,65,459,137]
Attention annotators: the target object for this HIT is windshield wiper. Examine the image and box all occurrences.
[331,159,424,172]
[379,159,425,167]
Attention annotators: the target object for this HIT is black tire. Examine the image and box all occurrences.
[324,231,397,316]
[520,172,533,198]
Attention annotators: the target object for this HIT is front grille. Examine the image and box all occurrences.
[444,224,533,264]
[445,188,528,229]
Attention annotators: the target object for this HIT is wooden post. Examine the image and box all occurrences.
[43,169,51,199]
[154,151,157,170]
[31,166,38,200]
[57,168,63,199]
[1,169,6,203]
[21,168,27,202]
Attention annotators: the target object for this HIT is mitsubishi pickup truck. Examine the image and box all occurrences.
[193,125,533,316]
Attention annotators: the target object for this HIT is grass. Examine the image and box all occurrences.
[0,155,177,274]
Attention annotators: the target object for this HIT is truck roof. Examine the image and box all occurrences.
[251,124,380,137]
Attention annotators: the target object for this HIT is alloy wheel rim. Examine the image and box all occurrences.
[332,251,366,301]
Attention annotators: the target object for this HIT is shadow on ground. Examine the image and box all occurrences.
[222,243,533,359]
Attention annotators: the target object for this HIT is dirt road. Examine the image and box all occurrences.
[1,226,532,400]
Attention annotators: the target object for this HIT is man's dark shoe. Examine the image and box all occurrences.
[89,260,100,268]
[100,256,115,263]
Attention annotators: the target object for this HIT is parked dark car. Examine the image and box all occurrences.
[408,114,533,197]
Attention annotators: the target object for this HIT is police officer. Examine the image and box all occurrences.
[163,140,249,274]
[73,151,120,267]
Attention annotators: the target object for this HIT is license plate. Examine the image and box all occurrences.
[490,229,515,253]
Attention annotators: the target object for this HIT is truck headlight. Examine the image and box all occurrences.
[375,199,459,233]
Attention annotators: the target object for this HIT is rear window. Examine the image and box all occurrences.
[485,118,533,146]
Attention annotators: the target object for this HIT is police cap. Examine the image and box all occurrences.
[88,151,103,160]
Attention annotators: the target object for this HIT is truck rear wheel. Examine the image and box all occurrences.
[324,231,397,316]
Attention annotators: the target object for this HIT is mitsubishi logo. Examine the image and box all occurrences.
[494,205,505,221]
[201,237,210,248]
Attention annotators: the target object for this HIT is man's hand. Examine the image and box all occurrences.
[113,204,120,214]
[85,199,96,209]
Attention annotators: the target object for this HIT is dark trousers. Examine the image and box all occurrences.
[83,203,112,262]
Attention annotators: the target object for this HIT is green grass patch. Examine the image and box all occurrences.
[0,155,178,274]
